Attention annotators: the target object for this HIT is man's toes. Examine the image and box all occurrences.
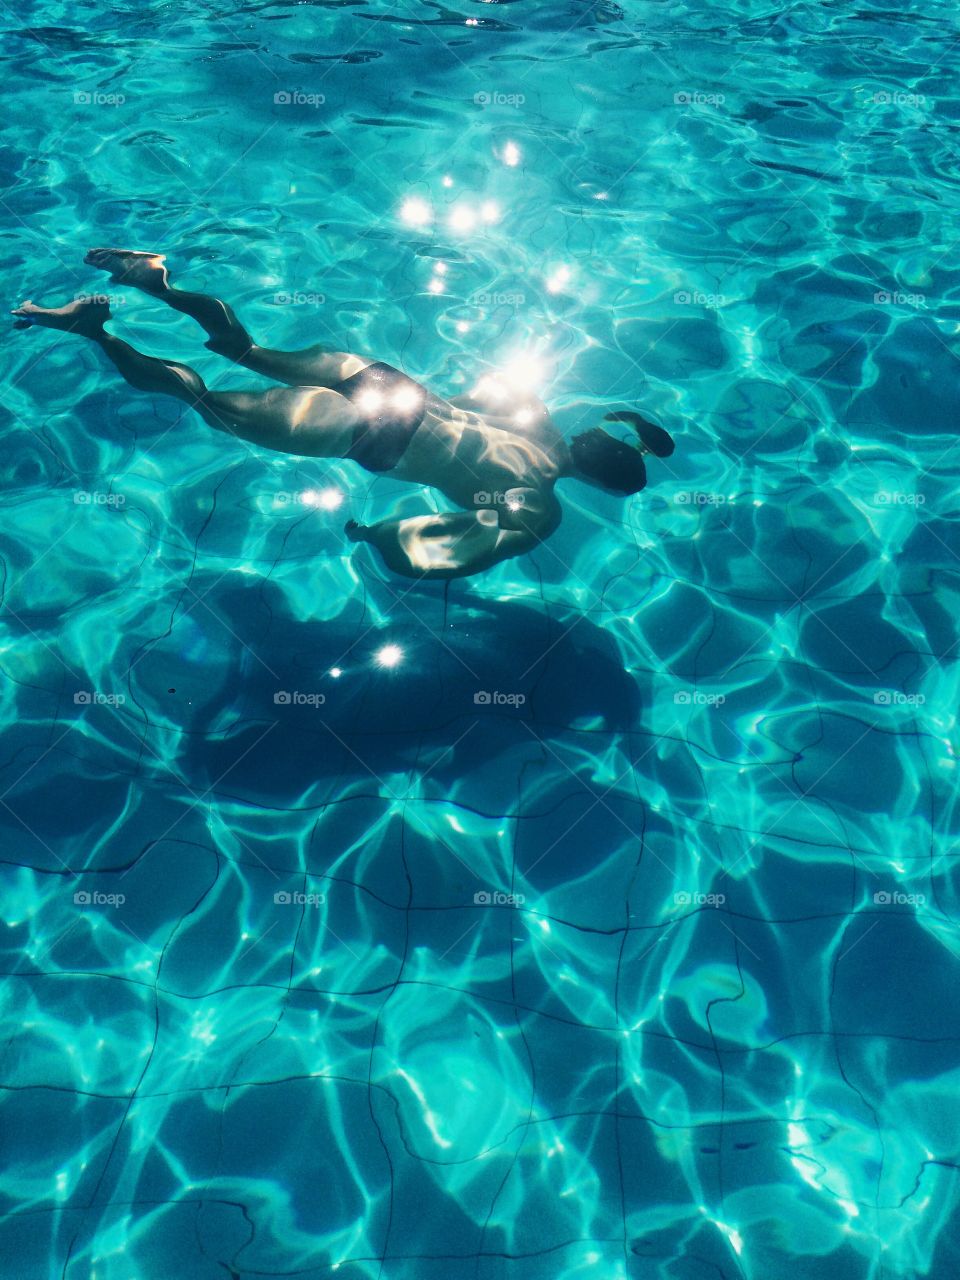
[84,248,127,274]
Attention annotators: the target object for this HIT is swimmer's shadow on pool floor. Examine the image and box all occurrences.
[126,575,641,802]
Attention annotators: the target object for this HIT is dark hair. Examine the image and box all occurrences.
[569,428,647,494]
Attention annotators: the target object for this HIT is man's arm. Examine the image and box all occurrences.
[345,487,560,580]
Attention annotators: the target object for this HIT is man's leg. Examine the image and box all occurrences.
[83,248,367,387]
[11,296,352,457]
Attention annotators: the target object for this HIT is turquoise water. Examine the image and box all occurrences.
[3,1,960,1276]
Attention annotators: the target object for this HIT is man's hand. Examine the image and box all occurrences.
[344,490,562,580]
[344,509,524,578]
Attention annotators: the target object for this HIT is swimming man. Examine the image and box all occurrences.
[12,249,675,579]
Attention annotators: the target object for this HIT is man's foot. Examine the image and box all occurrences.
[84,248,169,295]
[12,296,111,336]
[605,410,675,458]
[344,519,370,543]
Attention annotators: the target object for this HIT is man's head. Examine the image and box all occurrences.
[568,427,647,495]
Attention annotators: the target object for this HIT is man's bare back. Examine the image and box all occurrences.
[12,249,674,579]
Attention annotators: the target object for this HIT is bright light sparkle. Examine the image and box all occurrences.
[546,265,572,294]
[503,141,520,166]
[471,375,507,401]
[330,667,343,678]
[449,204,477,233]
[357,389,384,413]
[501,354,544,392]
[400,197,432,226]
[375,644,404,668]
[393,387,421,412]
[481,200,500,223]
[302,487,344,511]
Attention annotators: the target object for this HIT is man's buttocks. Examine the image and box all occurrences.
[329,362,429,473]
